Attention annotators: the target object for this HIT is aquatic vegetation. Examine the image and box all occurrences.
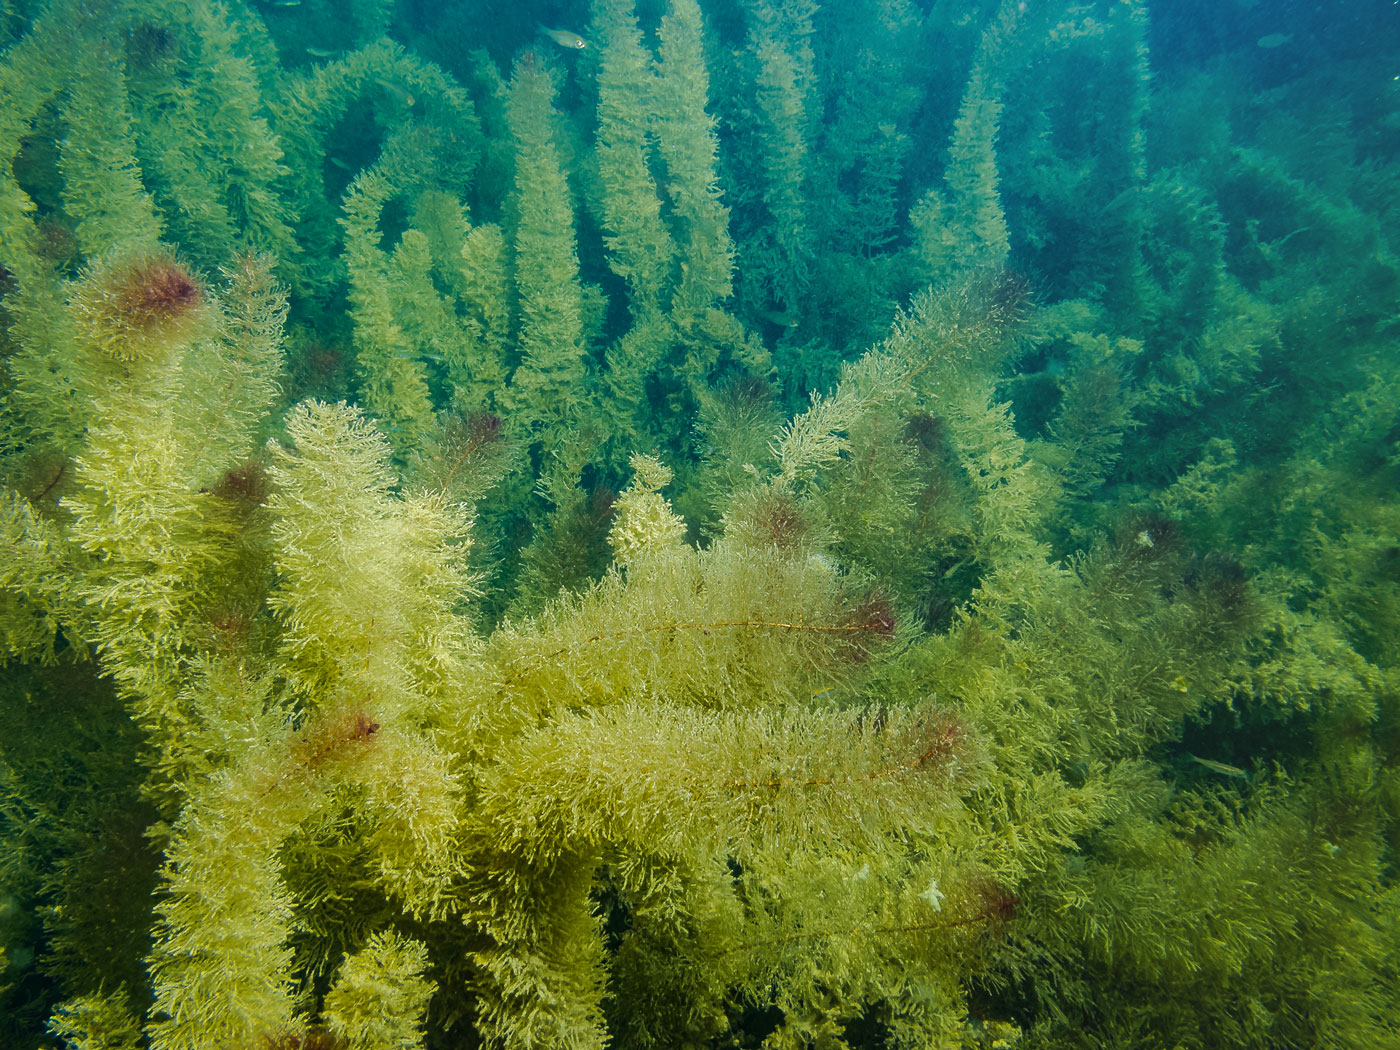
[1,0,1397,1048]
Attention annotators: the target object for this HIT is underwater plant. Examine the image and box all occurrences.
[1,0,1397,1048]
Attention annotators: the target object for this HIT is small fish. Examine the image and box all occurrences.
[1188,754,1249,778]
[375,77,415,107]
[392,349,445,364]
[539,25,587,50]
[755,306,799,328]
[306,46,337,58]
[1256,33,1291,49]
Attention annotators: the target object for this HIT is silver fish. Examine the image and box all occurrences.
[1188,754,1249,778]
[539,25,587,50]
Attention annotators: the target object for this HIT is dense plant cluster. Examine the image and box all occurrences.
[1,0,1397,1047]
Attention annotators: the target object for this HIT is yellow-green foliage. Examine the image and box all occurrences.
[339,151,438,453]
[587,0,760,464]
[267,400,470,912]
[322,931,434,1050]
[58,55,161,260]
[49,250,285,800]
[123,0,297,272]
[0,488,75,661]
[910,0,1023,286]
[1020,780,1397,1049]
[273,38,480,296]
[267,400,475,709]
[592,0,676,312]
[341,142,511,458]
[654,0,735,322]
[740,0,818,311]
[146,733,322,1050]
[47,990,143,1050]
[411,190,512,409]
[1,1,1398,1048]
[500,56,588,446]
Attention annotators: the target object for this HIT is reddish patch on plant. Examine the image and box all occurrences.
[1185,551,1249,613]
[210,460,271,505]
[885,710,966,779]
[979,268,1034,329]
[953,873,1020,933]
[81,252,207,362]
[349,711,381,742]
[206,603,254,651]
[803,593,899,664]
[468,411,502,446]
[588,483,618,526]
[262,1028,345,1050]
[305,342,344,379]
[846,592,896,642]
[16,448,69,506]
[752,490,808,550]
[126,21,181,70]
[294,706,382,771]
[114,255,201,326]
[432,409,507,496]
[35,218,78,268]
[905,411,946,455]
[732,708,964,792]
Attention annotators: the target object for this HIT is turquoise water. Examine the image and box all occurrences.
[1,1,1397,1047]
